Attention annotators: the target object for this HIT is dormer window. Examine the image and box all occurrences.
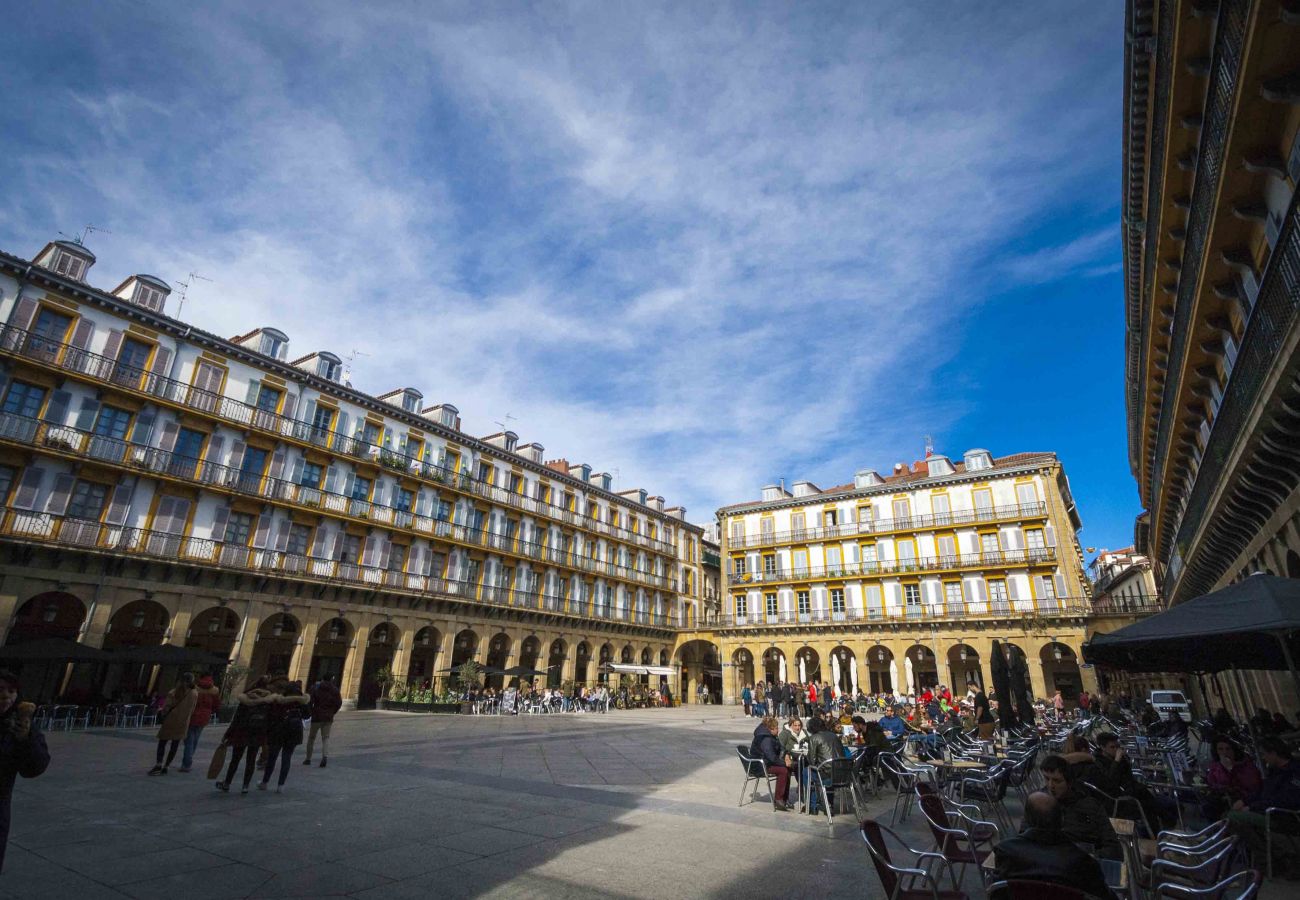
[963,449,994,472]
[134,284,164,312]
[402,392,419,413]
[260,331,287,359]
[319,355,342,382]
[53,250,87,280]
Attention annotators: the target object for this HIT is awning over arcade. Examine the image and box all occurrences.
[603,663,675,676]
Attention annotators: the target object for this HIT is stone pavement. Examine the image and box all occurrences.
[3,707,1286,898]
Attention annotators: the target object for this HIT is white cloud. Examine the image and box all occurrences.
[0,1,1122,523]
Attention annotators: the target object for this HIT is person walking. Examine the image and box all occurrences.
[179,674,221,773]
[1052,689,1065,722]
[260,681,308,793]
[741,683,753,716]
[303,674,342,768]
[149,673,198,776]
[0,670,49,873]
[215,677,274,794]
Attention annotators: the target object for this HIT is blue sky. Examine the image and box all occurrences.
[0,1,1136,556]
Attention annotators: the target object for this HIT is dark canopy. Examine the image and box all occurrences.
[1084,573,1300,673]
[500,665,549,677]
[110,644,229,666]
[438,663,503,675]
[0,638,109,662]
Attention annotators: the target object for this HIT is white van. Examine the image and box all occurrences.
[1150,689,1191,722]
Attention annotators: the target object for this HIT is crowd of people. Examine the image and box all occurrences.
[460,681,674,713]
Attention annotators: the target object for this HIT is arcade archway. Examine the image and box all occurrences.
[867,645,895,693]
[947,644,982,691]
[1041,642,1082,699]
[5,592,86,644]
[407,626,440,684]
[185,606,240,659]
[250,613,299,679]
[904,644,939,694]
[308,617,352,687]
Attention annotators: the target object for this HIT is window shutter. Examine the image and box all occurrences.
[152,496,175,533]
[301,399,317,425]
[972,580,987,603]
[342,472,355,498]
[104,482,133,525]
[274,519,291,552]
[310,524,330,557]
[336,411,350,442]
[281,393,297,420]
[211,505,231,542]
[409,543,425,575]
[158,422,180,453]
[244,380,261,406]
[45,473,75,515]
[252,515,272,549]
[12,467,44,509]
[43,389,71,423]
[9,297,38,332]
[130,409,155,444]
[168,498,192,534]
[1045,524,1057,547]
[289,456,304,484]
[415,489,431,517]
[361,535,378,566]
[1055,574,1068,598]
[69,319,95,349]
[268,447,286,480]
[328,530,344,560]
[149,346,172,377]
[205,435,224,468]
[1008,579,1020,601]
[226,440,246,470]
[74,397,101,431]
[102,330,124,360]
[323,465,338,493]
[1008,529,1024,551]
[378,538,392,570]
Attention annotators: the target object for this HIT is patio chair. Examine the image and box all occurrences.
[917,788,995,890]
[47,706,74,732]
[809,757,861,832]
[736,745,776,808]
[1152,869,1260,900]
[880,752,928,825]
[66,706,91,730]
[1080,780,1155,838]
[1157,821,1227,849]
[1264,806,1300,879]
[952,762,1012,829]
[986,880,1098,900]
[120,704,144,727]
[1148,836,1239,895]
[97,704,123,728]
[861,819,968,900]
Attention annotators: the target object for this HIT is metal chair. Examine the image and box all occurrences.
[736,745,776,807]
[1152,869,1259,900]
[809,757,861,832]
[953,761,1012,831]
[120,704,144,727]
[1148,836,1239,895]
[917,787,996,890]
[1157,821,1227,849]
[1264,806,1300,879]
[861,819,967,900]
[47,706,74,732]
[97,704,123,727]
[880,752,927,825]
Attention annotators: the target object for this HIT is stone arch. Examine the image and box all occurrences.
[574,641,592,685]
[761,646,786,683]
[484,632,512,689]
[947,643,982,691]
[308,617,353,687]
[546,639,567,687]
[659,648,669,666]
[794,646,822,684]
[620,644,634,664]
[732,646,755,698]
[250,612,301,679]
[598,642,614,684]
[5,591,87,644]
[185,606,240,658]
[518,635,542,680]
[407,626,441,683]
[675,639,721,702]
[358,622,400,708]
[1040,641,1083,699]
[450,629,480,669]
[104,598,171,650]
[903,644,939,694]
[829,645,858,695]
[866,644,895,693]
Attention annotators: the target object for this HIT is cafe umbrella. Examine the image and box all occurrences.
[1008,645,1035,726]
[989,639,1018,731]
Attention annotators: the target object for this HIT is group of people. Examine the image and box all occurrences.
[149,671,343,794]
[748,710,893,812]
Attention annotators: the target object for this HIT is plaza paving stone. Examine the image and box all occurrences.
[2,706,1288,898]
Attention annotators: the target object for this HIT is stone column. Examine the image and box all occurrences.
[390,619,413,688]
[339,612,373,704]
[290,607,324,684]
[167,593,194,647]
[79,601,117,650]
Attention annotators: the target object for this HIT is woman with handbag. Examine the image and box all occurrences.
[149,673,197,776]
[259,680,309,793]
[215,677,274,794]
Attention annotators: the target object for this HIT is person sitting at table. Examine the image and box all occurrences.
[878,706,906,739]
[994,791,1117,900]
[1039,754,1122,859]
[1204,737,1261,821]
[838,705,854,728]
[1227,736,1300,877]
[779,717,809,756]
[805,716,842,768]
[749,715,793,812]
[1092,732,1174,830]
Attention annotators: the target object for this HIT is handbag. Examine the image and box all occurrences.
[206,741,228,780]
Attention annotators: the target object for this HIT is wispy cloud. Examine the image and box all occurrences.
[1000,227,1120,285]
[0,1,1122,523]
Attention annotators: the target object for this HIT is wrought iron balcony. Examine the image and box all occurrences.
[729,547,1058,585]
[0,507,679,630]
[0,324,678,558]
[716,596,1095,629]
[0,411,675,592]
[727,502,1049,549]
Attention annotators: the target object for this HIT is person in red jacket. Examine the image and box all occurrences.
[179,674,222,773]
[303,675,342,768]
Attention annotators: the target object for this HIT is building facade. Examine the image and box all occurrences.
[1123,0,1300,711]
[673,449,1152,706]
[1091,547,1160,613]
[0,238,703,704]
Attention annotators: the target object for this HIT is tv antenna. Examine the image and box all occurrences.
[343,348,369,385]
[924,434,934,458]
[175,272,212,318]
[59,224,111,246]
[494,413,517,432]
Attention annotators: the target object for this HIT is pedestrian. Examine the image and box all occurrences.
[303,674,342,768]
[260,680,308,793]
[215,677,274,794]
[741,683,752,715]
[179,674,222,773]
[149,673,198,776]
[0,670,49,873]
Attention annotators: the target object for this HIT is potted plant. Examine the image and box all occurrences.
[455,661,482,714]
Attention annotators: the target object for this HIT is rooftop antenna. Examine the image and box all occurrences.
[612,467,621,488]
[924,434,934,458]
[58,224,112,246]
[343,348,369,386]
[494,413,517,433]
[175,271,212,319]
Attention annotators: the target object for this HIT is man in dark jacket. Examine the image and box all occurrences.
[1093,732,1173,829]
[303,675,342,768]
[1040,754,1121,859]
[0,670,50,872]
[1228,736,1300,875]
[749,716,793,811]
[994,792,1116,900]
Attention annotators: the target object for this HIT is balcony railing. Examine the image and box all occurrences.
[0,411,675,592]
[727,503,1049,549]
[730,547,1058,584]
[717,596,1096,628]
[0,507,679,629]
[0,323,678,558]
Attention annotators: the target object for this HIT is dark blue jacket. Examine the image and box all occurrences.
[0,712,50,872]
[1249,757,1300,813]
[750,725,784,768]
